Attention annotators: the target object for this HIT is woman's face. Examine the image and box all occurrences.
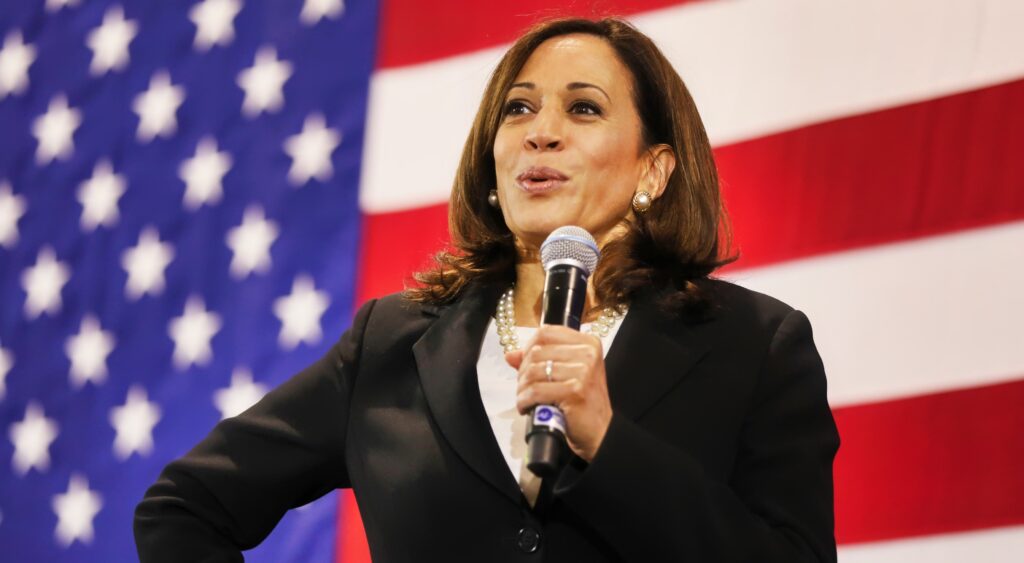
[493,33,647,250]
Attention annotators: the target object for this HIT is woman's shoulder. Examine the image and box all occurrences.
[359,290,440,330]
[685,277,803,338]
[701,278,794,315]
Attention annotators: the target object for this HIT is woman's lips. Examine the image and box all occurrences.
[516,167,569,193]
[517,178,566,193]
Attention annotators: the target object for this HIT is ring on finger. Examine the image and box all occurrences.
[544,359,553,382]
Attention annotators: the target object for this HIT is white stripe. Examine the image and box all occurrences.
[360,0,1024,213]
[637,0,1024,147]
[726,221,1024,407]
[838,525,1024,563]
[360,47,504,213]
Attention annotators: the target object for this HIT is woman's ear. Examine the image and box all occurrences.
[641,144,677,200]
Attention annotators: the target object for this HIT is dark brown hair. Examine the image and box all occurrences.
[406,17,734,313]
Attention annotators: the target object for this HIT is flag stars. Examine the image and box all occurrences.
[65,315,116,389]
[237,46,292,117]
[179,137,232,210]
[52,474,102,547]
[274,274,330,349]
[9,401,59,476]
[0,181,27,248]
[133,71,185,142]
[0,31,36,99]
[168,296,222,369]
[32,94,81,165]
[45,0,81,12]
[0,344,11,399]
[109,385,161,459]
[226,205,278,279]
[121,226,174,300]
[300,0,344,25]
[214,367,268,419]
[85,5,138,76]
[77,160,126,231]
[190,0,243,51]
[283,113,341,187]
[21,246,71,320]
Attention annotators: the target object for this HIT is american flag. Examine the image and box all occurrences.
[1,0,367,560]
[1,0,1022,562]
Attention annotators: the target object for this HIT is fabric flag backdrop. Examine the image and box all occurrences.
[0,0,1021,562]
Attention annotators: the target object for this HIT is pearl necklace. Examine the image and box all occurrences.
[495,287,627,353]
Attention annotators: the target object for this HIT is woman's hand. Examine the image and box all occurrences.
[505,325,613,462]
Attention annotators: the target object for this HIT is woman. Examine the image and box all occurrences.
[135,18,839,562]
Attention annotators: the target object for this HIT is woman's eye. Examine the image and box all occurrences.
[503,100,531,116]
[570,101,601,115]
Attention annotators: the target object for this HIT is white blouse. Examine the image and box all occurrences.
[475,313,627,506]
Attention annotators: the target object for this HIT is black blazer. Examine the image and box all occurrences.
[135,279,840,562]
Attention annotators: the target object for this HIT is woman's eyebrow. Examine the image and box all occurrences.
[507,82,610,102]
[566,82,610,102]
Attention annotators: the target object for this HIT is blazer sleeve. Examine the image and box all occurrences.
[553,309,840,563]
[133,298,377,562]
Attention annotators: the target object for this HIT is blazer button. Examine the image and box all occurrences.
[516,526,541,553]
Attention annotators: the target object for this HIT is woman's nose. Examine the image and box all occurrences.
[523,111,563,152]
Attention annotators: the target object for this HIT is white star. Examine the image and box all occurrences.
[0,181,27,248]
[226,205,278,279]
[0,31,36,99]
[168,295,222,369]
[283,113,341,187]
[132,70,185,142]
[274,274,330,349]
[237,46,292,117]
[214,367,268,419]
[121,226,174,300]
[0,343,11,399]
[9,401,59,475]
[32,94,81,165]
[76,160,126,231]
[300,0,344,25]
[46,0,81,12]
[52,474,102,547]
[190,0,243,51]
[109,385,161,459]
[21,246,71,320]
[65,315,115,389]
[85,5,138,76]
[179,136,231,210]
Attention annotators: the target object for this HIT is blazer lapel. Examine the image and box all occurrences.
[412,283,524,505]
[603,292,712,421]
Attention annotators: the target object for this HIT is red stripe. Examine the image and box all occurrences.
[833,377,1024,544]
[337,493,370,563]
[717,77,1024,271]
[376,0,701,69]
[355,203,449,304]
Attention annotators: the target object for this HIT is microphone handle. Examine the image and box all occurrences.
[526,263,587,478]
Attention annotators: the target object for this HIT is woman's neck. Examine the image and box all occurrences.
[512,243,599,328]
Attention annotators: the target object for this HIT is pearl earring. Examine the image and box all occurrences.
[632,190,653,213]
[488,189,500,208]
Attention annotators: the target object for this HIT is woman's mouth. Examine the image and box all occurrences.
[516,167,569,193]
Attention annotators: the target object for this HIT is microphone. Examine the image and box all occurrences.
[526,226,600,478]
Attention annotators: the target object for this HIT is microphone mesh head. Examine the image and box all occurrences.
[540,226,600,275]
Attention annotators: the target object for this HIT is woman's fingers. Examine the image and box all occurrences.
[519,361,588,385]
[522,343,595,365]
[521,324,602,350]
[504,349,524,369]
[516,380,583,415]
